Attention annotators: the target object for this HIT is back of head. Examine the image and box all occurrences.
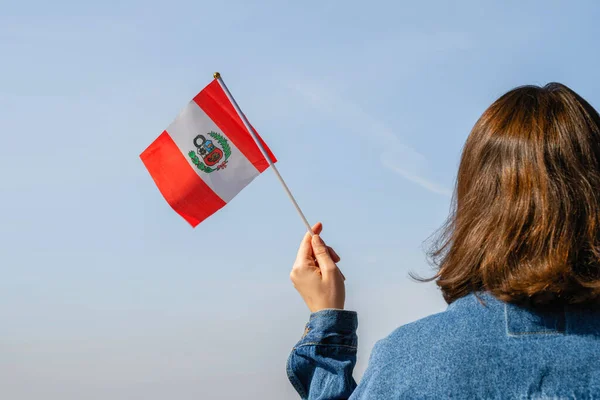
[430,83,600,307]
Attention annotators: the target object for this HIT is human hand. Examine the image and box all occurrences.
[290,222,345,313]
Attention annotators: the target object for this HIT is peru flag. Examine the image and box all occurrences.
[140,79,276,227]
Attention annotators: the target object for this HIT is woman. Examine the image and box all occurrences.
[287,83,600,399]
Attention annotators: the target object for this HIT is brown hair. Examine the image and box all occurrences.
[427,82,600,307]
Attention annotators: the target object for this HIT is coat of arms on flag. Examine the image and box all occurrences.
[188,131,231,172]
[140,77,277,228]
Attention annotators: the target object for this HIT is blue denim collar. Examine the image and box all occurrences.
[450,292,566,336]
[504,302,566,336]
[450,292,600,337]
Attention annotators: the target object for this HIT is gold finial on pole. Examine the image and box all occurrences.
[213,72,221,79]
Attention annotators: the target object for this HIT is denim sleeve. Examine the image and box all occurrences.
[286,309,358,400]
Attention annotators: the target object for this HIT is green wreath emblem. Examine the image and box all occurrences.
[188,131,231,173]
[209,131,231,159]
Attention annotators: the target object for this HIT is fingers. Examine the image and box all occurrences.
[294,222,323,264]
[312,222,323,235]
[328,246,341,263]
[313,222,341,262]
[322,244,345,280]
[311,234,338,276]
[326,246,345,280]
[294,222,341,265]
[294,223,323,269]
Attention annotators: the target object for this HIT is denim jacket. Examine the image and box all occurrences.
[287,293,600,399]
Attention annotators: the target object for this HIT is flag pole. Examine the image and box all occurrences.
[213,72,315,236]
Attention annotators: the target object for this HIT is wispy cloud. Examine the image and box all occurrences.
[380,150,452,197]
[286,81,452,197]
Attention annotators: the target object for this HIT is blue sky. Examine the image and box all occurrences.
[2,1,600,398]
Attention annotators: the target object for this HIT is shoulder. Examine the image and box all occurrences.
[370,293,505,364]
[355,294,506,397]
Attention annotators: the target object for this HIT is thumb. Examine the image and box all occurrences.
[312,235,337,275]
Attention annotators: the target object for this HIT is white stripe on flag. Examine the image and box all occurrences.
[166,101,260,202]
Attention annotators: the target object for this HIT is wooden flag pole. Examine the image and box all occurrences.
[214,72,315,236]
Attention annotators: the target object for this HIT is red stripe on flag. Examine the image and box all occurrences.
[193,80,277,173]
[140,131,226,227]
